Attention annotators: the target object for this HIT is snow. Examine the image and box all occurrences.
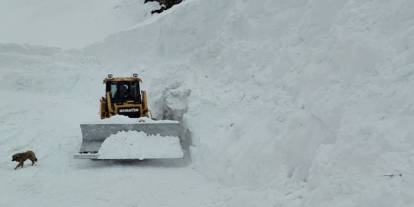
[1,0,414,207]
[98,130,183,159]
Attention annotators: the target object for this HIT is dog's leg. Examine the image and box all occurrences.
[15,162,23,170]
[151,8,165,14]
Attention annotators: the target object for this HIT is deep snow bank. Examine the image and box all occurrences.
[85,0,414,204]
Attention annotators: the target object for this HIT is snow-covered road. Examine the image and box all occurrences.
[0,48,229,207]
[1,161,227,207]
[0,43,293,207]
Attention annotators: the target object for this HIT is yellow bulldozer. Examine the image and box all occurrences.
[74,74,183,160]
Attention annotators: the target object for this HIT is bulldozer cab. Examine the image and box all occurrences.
[101,74,149,119]
[107,80,141,103]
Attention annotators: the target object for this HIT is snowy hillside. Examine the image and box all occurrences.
[1,0,414,206]
[0,0,155,48]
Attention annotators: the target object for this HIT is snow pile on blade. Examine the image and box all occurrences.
[98,130,183,159]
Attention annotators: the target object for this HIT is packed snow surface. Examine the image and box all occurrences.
[98,130,183,159]
[1,0,414,207]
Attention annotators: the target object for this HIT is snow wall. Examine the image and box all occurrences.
[84,0,414,204]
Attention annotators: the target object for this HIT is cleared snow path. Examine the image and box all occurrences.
[0,45,257,207]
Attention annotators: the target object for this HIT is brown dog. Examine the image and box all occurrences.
[12,150,37,170]
[144,0,183,14]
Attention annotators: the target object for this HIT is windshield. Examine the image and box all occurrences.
[108,82,141,102]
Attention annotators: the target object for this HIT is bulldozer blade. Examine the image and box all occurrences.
[74,122,182,160]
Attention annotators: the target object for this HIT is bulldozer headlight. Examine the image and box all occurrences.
[108,74,113,78]
[133,73,138,78]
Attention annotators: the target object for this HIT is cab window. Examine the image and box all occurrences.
[110,84,118,99]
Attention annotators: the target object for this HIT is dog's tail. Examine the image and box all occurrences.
[28,150,38,162]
